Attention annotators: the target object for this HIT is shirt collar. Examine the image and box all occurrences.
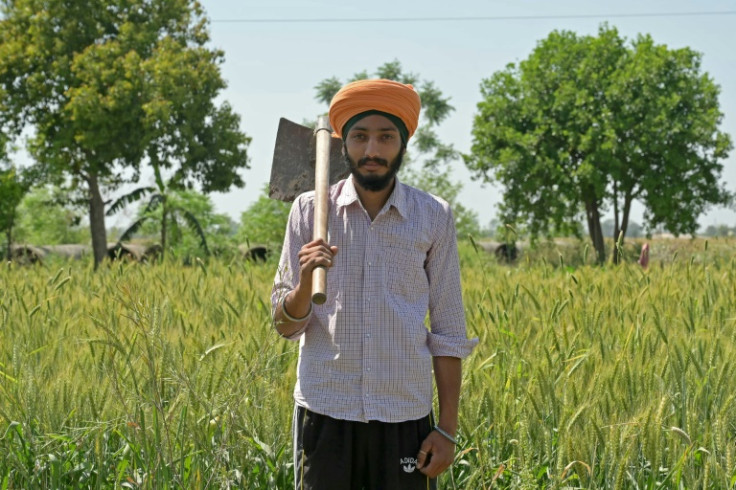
[336,174,408,219]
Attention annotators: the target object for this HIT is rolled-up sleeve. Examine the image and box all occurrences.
[425,202,479,358]
[271,194,314,340]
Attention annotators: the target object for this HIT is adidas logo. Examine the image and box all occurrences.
[400,457,417,473]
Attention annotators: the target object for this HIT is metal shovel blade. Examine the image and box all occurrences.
[269,117,349,202]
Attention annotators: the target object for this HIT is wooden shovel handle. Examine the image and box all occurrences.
[312,116,331,304]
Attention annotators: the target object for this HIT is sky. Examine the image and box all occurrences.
[140,0,736,229]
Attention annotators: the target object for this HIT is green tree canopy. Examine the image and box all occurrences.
[238,184,291,251]
[465,25,733,263]
[131,188,234,260]
[0,0,250,267]
[13,186,90,246]
[314,60,480,238]
[0,166,27,258]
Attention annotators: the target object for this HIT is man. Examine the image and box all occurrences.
[272,78,478,490]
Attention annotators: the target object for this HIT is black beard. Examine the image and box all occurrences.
[345,152,403,192]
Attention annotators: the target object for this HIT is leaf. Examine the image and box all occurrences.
[181,209,210,255]
[106,187,155,216]
[199,343,227,361]
[143,194,165,214]
[117,217,151,244]
[149,164,163,194]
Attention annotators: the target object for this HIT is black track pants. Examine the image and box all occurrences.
[293,405,438,490]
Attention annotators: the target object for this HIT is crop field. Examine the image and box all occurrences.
[1,238,736,489]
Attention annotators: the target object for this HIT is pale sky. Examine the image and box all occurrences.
[154,1,736,229]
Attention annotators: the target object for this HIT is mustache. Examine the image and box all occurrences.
[357,156,389,167]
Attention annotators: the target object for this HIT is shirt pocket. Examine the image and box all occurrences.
[381,244,428,301]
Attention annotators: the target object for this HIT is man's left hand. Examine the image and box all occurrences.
[416,430,455,478]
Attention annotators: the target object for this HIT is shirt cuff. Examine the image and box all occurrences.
[427,332,479,358]
[272,291,310,341]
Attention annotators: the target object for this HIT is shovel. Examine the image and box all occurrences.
[269,116,348,304]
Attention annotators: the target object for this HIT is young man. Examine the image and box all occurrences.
[272,79,478,490]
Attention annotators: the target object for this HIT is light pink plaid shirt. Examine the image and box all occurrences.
[272,176,478,423]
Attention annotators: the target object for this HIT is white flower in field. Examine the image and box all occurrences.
[669,426,691,444]
[209,416,220,426]
[509,439,519,445]
[638,243,650,268]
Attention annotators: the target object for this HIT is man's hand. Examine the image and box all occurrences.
[416,429,455,478]
[297,238,338,287]
[274,238,338,336]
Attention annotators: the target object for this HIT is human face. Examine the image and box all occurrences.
[343,114,405,192]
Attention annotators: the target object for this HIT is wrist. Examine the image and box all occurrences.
[436,416,458,437]
[280,292,312,322]
[433,425,458,445]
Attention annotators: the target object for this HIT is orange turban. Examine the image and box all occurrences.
[329,79,421,140]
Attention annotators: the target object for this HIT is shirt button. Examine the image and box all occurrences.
[366,367,371,372]
[366,333,371,338]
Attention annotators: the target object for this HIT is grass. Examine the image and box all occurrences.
[1,259,295,488]
[1,238,736,488]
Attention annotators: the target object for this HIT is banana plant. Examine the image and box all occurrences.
[107,162,209,260]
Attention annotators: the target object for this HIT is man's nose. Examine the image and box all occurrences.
[364,136,380,158]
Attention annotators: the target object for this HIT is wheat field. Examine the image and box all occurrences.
[1,239,735,488]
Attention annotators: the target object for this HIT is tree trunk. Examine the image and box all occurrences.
[613,180,620,236]
[160,197,167,261]
[585,198,606,264]
[612,194,633,264]
[612,227,623,264]
[5,229,11,261]
[3,209,16,261]
[621,195,632,240]
[87,173,108,269]
[611,179,622,264]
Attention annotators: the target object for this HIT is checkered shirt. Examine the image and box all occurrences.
[272,176,478,423]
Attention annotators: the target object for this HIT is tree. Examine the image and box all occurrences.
[238,184,292,250]
[112,175,235,261]
[128,188,232,261]
[465,25,732,264]
[703,224,735,238]
[603,218,643,239]
[108,160,213,260]
[13,186,90,246]
[0,167,28,259]
[0,0,250,268]
[0,101,23,258]
[314,60,480,238]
